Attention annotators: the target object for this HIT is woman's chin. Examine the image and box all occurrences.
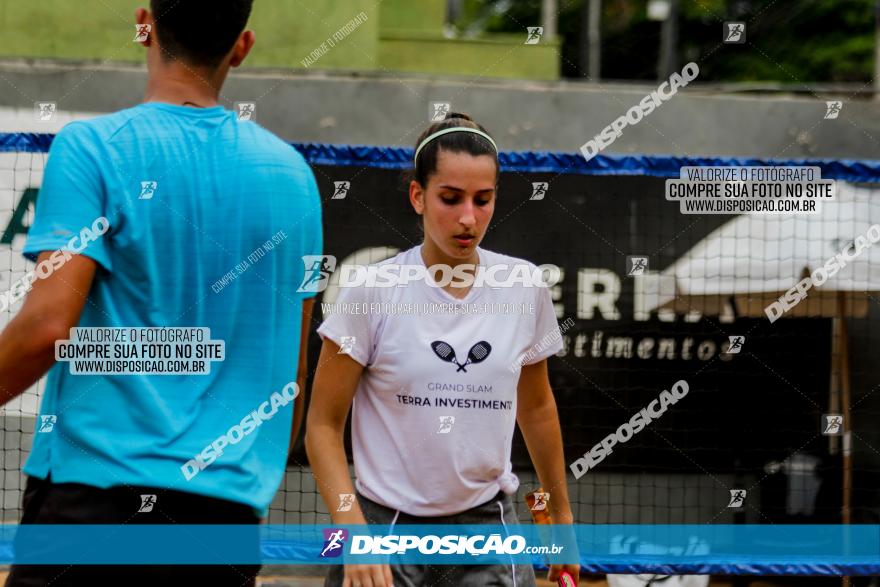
[450,237,479,253]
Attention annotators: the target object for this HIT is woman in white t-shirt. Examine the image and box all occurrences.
[306,113,579,587]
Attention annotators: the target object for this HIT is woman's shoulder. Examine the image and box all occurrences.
[478,247,540,271]
[335,246,419,302]
[477,247,559,295]
[377,246,417,267]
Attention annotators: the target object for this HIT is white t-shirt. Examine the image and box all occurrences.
[317,245,563,516]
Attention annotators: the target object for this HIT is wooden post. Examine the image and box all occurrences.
[542,0,558,39]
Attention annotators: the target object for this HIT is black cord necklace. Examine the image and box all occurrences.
[182,101,203,108]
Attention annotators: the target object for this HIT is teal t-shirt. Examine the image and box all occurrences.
[23,102,322,515]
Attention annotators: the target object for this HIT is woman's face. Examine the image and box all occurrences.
[410,149,497,262]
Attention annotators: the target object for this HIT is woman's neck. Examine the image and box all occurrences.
[420,241,477,268]
[420,239,479,299]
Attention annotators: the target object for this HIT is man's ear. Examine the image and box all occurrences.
[409,180,425,216]
[229,31,256,68]
[135,8,154,48]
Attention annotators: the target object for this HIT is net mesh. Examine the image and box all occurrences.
[3,140,879,545]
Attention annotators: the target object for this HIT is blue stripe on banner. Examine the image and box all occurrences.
[0,524,879,573]
[4,133,880,182]
[0,133,54,153]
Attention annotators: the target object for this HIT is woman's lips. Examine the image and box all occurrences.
[454,236,474,246]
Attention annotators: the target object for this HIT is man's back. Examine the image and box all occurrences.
[23,103,322,514]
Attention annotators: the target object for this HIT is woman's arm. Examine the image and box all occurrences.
[517,358,573,522]
[517,358,580,583]
[305,337,368,525]
[289,298,314,458]
[305,338,394,587]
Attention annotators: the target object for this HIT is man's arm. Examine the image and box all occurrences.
[289,297,314,456]
[0,252,96,405]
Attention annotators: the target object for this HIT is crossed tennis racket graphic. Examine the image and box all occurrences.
[430,340,492,373]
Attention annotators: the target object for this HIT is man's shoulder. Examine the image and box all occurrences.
[236,121,311,168]
[50,106,149,149]
[237,122,311,177]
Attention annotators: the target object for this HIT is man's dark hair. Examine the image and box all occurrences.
[150,0,254,68]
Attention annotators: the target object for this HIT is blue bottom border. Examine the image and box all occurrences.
[0,524,878,574]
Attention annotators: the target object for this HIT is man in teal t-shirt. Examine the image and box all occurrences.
[0,1,322,585]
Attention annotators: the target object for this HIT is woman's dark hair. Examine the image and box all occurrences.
[150,0,254,68]
[411,112,498,186]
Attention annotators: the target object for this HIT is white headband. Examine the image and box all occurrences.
[413,127,498,164]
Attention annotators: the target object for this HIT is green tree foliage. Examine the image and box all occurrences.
[455,0,874,82]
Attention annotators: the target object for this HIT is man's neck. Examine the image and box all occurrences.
[143,65,223,108]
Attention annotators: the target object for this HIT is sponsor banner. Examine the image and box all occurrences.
[1,161,836,478]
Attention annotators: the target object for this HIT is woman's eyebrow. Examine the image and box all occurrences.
[437,185,495,194]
